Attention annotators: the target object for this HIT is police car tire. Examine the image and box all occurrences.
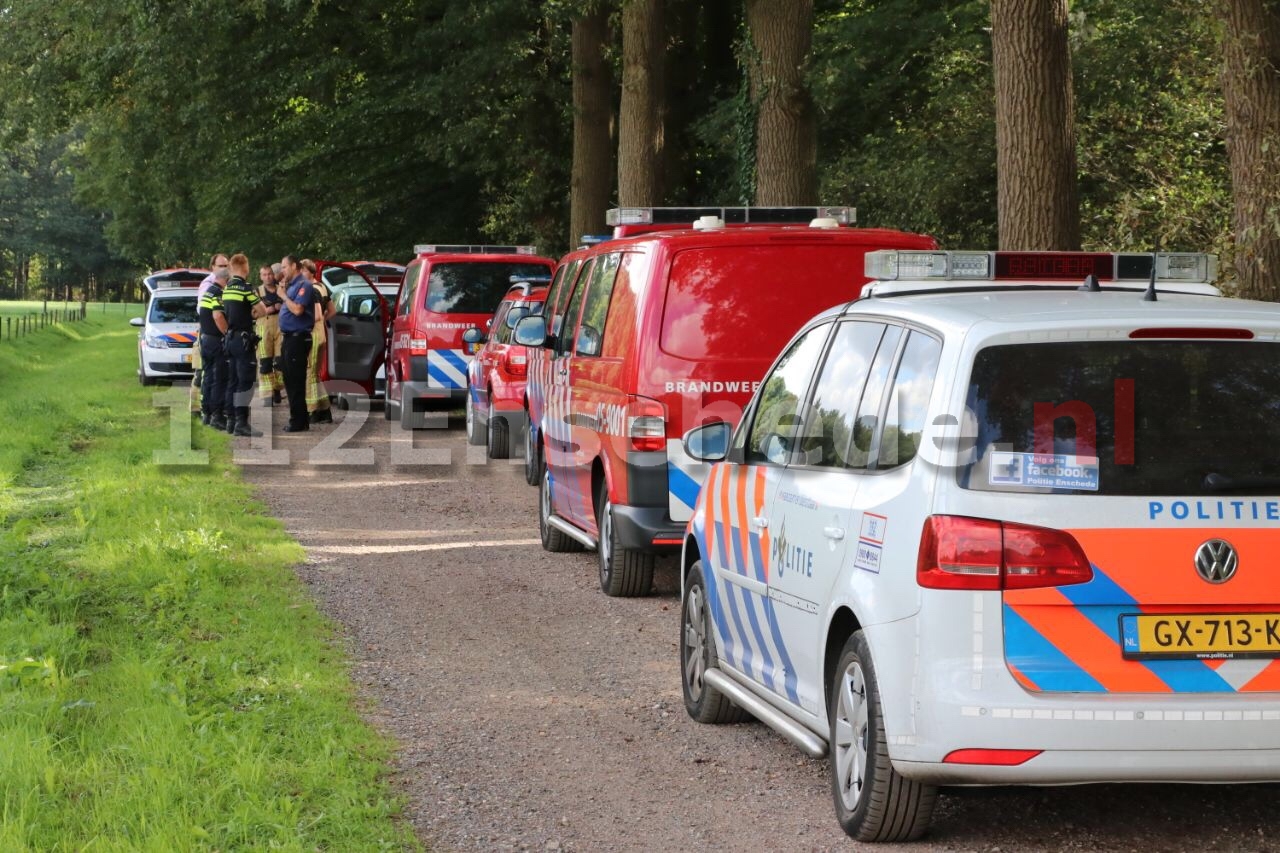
[139,370,156,387]
[465,393,485,445]
[596,484,654,597]
[829,631,936,842]
[487,412,510,459]
[681,561,750,724]
[523,420,542,486]
[540,468,584,553]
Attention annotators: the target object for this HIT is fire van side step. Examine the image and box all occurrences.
[546,515,597,550]
[704,669,827,758]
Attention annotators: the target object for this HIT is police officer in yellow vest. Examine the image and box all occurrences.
[221,253,267,436]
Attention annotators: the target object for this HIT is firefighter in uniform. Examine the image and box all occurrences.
[300,258,336,424]
[198,268,231,430]
[221,253,267,436]
[256,263,284,405]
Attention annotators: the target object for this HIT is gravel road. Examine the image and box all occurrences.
[238,404,1278,853]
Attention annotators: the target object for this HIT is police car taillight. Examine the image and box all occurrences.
[916,516,1092,591]
[627,396,666,452]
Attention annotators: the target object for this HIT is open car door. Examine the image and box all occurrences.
[318,261,394,397]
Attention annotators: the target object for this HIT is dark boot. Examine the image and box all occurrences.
[233,407,261,437]
[272,389,283,404]
[209,414,227,431]
[225,413,237,434]
[202,412,212,425]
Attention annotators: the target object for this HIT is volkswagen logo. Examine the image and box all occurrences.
[1194,540,1238,584]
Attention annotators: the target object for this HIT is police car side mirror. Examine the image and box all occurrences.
[462,327,486,346]
[513,315,547,347]
[129,317,144,327]
[683,421,731,463]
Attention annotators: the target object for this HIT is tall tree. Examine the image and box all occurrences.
[570,2,615,246]
[1218,0,1280,301]
[746,0,817,204]
[991,0,1080,250]
[618,0,665,205]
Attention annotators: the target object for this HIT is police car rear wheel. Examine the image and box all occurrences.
[523,420,542,486]
[830,631,936,842]
[681,561,749,724]
[596,484,654,597]
[465,392,484,445]
[539,468,584,553]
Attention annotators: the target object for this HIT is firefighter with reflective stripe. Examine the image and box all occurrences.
[256,263,284,406]
[300,259,335,424]
[221,253,267,437]
[191,252,230,415]
[198,267,231,430]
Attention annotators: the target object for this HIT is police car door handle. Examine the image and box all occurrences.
[823,526,846,541]
[751,516,769,530]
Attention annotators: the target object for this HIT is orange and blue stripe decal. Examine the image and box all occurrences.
[693,464,798,704]
[1004,546,1280,694]
[160,332,197,344]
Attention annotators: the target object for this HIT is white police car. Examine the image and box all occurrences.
[678,250,1280,841]
[130,268,206,386]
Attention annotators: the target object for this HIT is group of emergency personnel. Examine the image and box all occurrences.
[189,251,336,435]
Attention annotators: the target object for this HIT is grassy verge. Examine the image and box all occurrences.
[0,316,418,849]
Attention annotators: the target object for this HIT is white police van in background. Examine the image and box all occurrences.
[130,268,207,386]
[678,250,1280,841]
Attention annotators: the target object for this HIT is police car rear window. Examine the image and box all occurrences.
[426,263,550,314]
[148,296,198,324]
[959,341,1280,495]
[660,245,869,361]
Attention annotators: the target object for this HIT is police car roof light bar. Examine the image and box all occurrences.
[414,244,538,256]
[865,250,1217,284]
[605,206,855,227]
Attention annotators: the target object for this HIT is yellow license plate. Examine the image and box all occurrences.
[1121,613,1280,660]
[182,354,193,364]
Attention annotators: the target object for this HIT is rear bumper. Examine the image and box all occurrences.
[610,503,685,553]
[896,749,1280,785]
[401,379,465,403]
[865,611,1280,784]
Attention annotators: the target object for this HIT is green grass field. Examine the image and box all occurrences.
[0,314,419,849]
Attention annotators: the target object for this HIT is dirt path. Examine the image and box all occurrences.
[239,404,1278,853]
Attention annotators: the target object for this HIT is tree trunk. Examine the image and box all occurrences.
[1219,0,1280,301]
[991,0,1080,250]
[618,0,665,206]
[570,4,615,247]
[746,0,817,205]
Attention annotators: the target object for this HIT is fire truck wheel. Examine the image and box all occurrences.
[596,481,654,597]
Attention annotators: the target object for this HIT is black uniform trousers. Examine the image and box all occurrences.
[199,334,228,419]
[224,332,258,422]
[280,331,312,429]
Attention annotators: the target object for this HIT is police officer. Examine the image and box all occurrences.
[277,255,315,432]
[257,263,285,406]
[221,253,267,436]
[192,253,230,417]
[198,267,231,430]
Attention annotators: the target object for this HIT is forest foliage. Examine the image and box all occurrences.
[0,0,1231,299]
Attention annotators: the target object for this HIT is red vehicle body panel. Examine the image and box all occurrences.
[527,224,938,552]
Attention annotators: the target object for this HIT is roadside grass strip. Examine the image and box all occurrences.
[0,318,419,850]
